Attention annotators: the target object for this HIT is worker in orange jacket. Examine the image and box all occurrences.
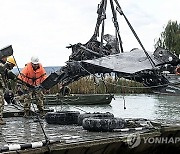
[18,56,47,118]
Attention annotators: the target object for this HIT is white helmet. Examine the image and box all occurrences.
[31,56,39,64]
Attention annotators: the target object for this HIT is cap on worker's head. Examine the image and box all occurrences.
[31,56,39,64]
[7,56,16,66]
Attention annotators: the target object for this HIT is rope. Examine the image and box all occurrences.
[58,99,87,113]
[31,101,51,153]
[99,0,107,55]
[121,80,126,109]
[12,55,51,152]
[91,0,106,40]
[113,0,155,69]
[109,0,123,53]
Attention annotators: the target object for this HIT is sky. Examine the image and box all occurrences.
[0,0,179,67]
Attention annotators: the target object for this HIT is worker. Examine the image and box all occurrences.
[0,56,17,125]
[18,56,47,118]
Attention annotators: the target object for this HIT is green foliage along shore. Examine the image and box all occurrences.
[155,20,180,55]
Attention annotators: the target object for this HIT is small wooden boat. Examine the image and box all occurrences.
[43,94,114,105]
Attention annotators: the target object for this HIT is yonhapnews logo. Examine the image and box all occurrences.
[126,133,180,148]
[126,133,141,148]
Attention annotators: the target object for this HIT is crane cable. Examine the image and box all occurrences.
[113,0,156,68]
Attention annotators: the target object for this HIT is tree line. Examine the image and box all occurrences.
[155,20,180,55]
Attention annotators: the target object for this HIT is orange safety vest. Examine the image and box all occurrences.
[18,63,47,86]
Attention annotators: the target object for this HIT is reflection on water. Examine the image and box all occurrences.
[0,94,180,146]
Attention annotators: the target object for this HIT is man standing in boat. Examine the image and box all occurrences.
[18,56,47,118]
[0,56,17,125]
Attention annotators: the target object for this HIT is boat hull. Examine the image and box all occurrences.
[44,94,114,105]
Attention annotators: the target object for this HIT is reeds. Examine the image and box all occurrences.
[67,75,151,94]
[11,75,151,94]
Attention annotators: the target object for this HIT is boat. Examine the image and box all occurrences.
[43,93,114,105]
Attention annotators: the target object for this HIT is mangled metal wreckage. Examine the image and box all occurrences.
[41,0,180,95]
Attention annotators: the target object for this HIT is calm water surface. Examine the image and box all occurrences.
[51,94,180,123]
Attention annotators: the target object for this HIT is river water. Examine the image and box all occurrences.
[0,94,180,146]
[51,94,180,123]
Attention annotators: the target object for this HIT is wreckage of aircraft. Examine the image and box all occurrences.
[41,0,180,95]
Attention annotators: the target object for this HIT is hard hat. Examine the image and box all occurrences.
[7,56,16,66]
[31,56,39,64]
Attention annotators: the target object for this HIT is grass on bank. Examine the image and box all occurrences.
[50,76,151,94]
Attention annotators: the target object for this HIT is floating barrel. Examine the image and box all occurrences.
[78,112,114,126]
[82,117,127,132]
[45,111,80,125]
